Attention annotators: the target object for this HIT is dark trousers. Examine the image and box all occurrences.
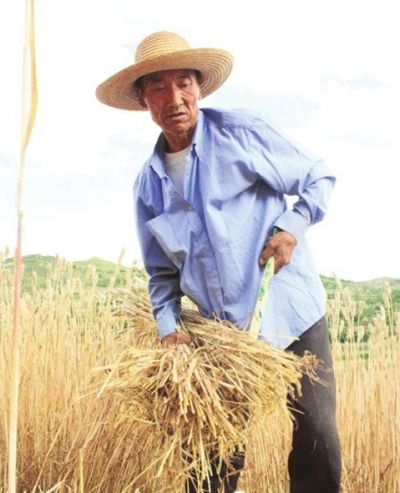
[186,316,341,493]
[287,316,341,493]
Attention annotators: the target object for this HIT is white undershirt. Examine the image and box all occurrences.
[165,145,191,195]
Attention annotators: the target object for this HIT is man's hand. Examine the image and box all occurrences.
[161,331,192,347]
[259,230,297,273]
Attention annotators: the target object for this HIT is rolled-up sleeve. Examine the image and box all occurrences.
[134,188,182,339]
[248,118,336,242]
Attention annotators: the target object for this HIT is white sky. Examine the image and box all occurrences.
[1,0,399,281]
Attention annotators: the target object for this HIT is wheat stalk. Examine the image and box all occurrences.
[8,1,38,492]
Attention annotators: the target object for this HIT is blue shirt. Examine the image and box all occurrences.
[134,108,335,348]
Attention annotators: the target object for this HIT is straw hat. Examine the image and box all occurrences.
[95,31,234,111]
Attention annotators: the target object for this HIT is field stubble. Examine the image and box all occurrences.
[0,257,398,492]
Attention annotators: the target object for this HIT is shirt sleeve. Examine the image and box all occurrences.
[248,118,336,242]
[134,189,183,340]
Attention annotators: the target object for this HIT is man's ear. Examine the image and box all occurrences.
[134,87,148,109]
[195,71,203,100]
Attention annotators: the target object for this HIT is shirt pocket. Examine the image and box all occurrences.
[145,213,183,269]
[145,210,205,270]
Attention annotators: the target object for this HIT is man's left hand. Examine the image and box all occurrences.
[259,230,297,273]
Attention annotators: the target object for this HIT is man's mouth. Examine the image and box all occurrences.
[167,111,186,120]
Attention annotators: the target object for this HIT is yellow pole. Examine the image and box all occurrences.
[8,1,38,491]
[248,256,275,339]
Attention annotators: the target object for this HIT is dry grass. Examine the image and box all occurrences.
[90,288,317,492]
[0,256,399,492]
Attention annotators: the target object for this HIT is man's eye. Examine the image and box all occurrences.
[178,79,191,88]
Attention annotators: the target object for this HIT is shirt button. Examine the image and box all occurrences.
[186,204,194,211]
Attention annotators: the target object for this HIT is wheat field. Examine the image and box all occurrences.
[0,256,398,492]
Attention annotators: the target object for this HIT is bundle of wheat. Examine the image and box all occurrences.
[93,285,318,492]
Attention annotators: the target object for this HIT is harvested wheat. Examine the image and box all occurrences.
[92,286,318,492]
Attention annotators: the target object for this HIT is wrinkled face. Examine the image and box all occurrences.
[139,69,201,151]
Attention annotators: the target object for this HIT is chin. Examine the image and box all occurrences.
[168,124,191,135]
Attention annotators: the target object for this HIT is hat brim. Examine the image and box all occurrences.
[95,48,233,111]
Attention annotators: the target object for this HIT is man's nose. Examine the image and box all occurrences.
[166,85,183,106]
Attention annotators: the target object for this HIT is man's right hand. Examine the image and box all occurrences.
[161,331,192,347]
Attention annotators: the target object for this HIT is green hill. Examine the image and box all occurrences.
[3,255,400,318]
[321,274,400,320]
[3,254,145,291]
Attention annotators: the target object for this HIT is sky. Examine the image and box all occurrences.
[1,0,399,281]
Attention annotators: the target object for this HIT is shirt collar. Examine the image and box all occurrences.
[191,109,206,160]
[148,133,168,179]
[148,109,207,178]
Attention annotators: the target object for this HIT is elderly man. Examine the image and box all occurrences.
[96,31,341,493]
